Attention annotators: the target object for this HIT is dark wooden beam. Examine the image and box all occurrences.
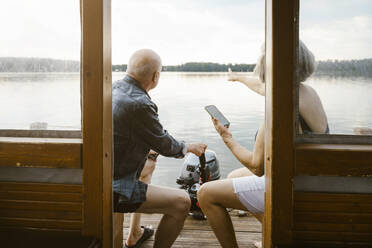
[0,138,82,168]
[295,144,372,177]
[81,0,113,246]
[0,130,81,139]
[264,0,297,246]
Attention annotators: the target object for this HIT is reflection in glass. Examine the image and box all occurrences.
[299,0,372,135]
[0,0,81,130]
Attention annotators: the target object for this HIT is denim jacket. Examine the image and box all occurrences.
[112,75,185,204]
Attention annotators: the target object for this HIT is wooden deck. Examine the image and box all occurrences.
[123,210,262,248]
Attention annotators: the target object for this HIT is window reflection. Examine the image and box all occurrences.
[298,0,372,136]
[0,0,81,130]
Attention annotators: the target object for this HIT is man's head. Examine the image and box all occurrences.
[127,49,162,91]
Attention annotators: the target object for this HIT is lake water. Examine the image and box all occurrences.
[1,72,371,187]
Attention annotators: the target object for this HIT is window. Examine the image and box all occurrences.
[297,0,372,137]
[0,0,81,132]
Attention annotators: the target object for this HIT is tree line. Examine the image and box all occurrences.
[113,63,256,72]
[112,60,372,77]
[313,59,372,78]
[0,57,80,72]
[1,57,372,77]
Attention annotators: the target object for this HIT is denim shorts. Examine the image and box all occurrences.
[113,192,144,213]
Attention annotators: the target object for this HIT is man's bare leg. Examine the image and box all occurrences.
[134,184,191,248]
[197,179,263,248]
[126,158,156,246]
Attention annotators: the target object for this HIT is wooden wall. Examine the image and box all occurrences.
[293,192,372,247]
[0,182,83,233]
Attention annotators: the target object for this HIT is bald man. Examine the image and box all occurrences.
[113,49,207,248]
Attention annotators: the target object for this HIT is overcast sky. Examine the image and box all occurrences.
[0,0,371,65]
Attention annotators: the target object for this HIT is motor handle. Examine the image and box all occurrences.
[199,153,208,183]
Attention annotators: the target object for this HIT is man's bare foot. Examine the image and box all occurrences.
[254,241,262,248]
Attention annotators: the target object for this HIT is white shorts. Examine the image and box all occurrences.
[232,175,265,214]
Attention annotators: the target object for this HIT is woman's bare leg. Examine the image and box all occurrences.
[227,167,252,179]
[227,169,253,217]
[197,179,263,248]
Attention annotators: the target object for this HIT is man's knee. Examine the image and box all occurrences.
[171,191,191,216]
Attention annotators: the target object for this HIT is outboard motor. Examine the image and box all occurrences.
[176,149,220,219]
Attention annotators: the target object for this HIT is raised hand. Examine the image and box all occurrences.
[227,67,240,82]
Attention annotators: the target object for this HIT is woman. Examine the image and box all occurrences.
[197,41,329,248]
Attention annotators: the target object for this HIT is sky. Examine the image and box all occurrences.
[0,0,371,65]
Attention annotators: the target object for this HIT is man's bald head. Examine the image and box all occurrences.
[127,49,162,82]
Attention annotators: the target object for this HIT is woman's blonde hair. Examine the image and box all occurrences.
[253,40,316,83]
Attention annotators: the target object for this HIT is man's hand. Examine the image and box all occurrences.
[227,68,240,82]
[212,117,232,140]
[186,143,207,157]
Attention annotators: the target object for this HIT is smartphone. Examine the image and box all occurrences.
[205,105,230,127]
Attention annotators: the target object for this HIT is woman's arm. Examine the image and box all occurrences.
[212,118,265,176]
[228,68,265,96]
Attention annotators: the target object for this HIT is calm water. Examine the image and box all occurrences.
[1,72,371,187]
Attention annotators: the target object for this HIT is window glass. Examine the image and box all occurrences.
[298,0,372,136]
[0,0,81,130]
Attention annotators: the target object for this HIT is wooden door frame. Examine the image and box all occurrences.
[81,0,114,247]
[264,0,297,247]
[264,0,372,247]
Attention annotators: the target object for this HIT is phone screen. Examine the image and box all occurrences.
[205,105,230,127]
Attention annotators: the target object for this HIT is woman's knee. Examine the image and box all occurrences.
[227,168,252,179]
[197,183,214,207]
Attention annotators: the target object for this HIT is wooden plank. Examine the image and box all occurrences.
[0,182,82,193]
[0,130,81,138]
[0,200,82,212]
[114,213,123,248]
[0,217,82,230]
[294,202,372,213]
[0,190,82,202]
[293,240,372,248]
[264,0,297,247]
[294,212,372,224]
[123,213,262,248]
[102,0,113,247]
[81,0,112,246]
[293,231,372,242]
[294,222,372,233]
[294,192,372,203]
[295,144,372,176]
[0,139,82,168]
[0,228,97,248]
[0,209,82,220]
[123,213,262,233]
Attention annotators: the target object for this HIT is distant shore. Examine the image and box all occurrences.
[1,57,371,77]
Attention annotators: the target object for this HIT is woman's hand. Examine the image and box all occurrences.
[212,117,232,140]
[227,68,240,82]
